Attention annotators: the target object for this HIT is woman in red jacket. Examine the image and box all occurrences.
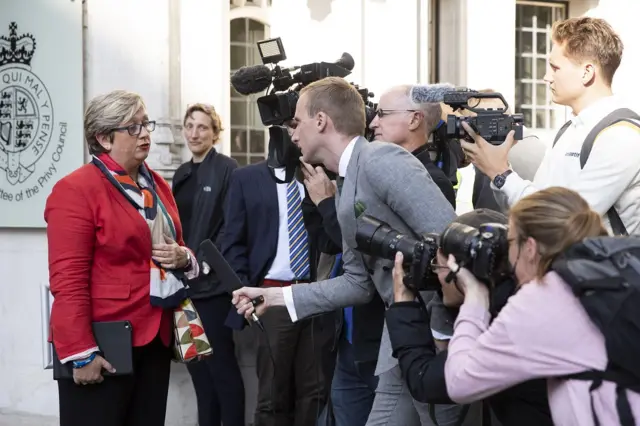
[45,90,198,426]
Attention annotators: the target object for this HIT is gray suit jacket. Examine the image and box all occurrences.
[291,137,457,375]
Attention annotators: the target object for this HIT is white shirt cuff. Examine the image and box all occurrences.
[431,329,452,341]
[59,346,100,364]
[282,286,299,323]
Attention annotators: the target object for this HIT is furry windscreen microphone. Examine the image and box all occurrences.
[230,65,273,95]
[410,83,455,104]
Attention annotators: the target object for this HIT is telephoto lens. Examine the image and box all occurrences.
[440,222,510,284]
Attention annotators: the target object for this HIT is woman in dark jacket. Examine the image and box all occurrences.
[386,209,553,426]
[172,103,244,426]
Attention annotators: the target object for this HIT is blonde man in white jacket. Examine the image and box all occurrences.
[462,17,640,236]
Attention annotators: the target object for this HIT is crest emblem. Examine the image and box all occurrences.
[0,22,53,185]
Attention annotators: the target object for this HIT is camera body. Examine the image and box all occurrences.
[443,88,524,145]
[355,215,510,291]
[355,215,440,291]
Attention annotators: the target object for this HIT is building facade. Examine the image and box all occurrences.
[1,0,638,424]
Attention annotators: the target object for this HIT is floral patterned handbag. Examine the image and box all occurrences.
[172,297,213,363]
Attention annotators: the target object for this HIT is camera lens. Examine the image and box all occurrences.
[355,215,420,262]
[440,222,479,264]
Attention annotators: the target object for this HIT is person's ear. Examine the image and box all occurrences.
[316,112,328,133]
[408,111,422,131]
[524,236,538,262]
[582,62,597,86]
[96,133,112,152]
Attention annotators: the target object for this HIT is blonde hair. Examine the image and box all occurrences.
[183,103,224,142]
[510,186,607,278]
[299,77,366,137]
[85,90,146,155]
[552,17,623,86]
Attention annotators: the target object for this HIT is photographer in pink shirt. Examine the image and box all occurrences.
[442,187,640,425]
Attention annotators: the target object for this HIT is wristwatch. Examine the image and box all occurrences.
[492,169,513,189]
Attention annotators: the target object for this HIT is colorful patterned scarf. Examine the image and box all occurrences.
[92,154,190,308]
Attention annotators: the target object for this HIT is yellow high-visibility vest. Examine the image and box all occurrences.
[453,170,462,191]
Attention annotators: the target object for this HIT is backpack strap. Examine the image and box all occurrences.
[552,120,572,147]
[579,108,640,236]
[565,369,638,426]
[579,108,640,169]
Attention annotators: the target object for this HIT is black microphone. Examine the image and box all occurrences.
[410,83,455,103]
[230,64,273,95]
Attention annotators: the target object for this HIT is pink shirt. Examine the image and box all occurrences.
[445,271,640,426]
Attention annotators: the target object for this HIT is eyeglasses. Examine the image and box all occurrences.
[430,257,449,273]
[375,109,418,118]
[112,120,156,137]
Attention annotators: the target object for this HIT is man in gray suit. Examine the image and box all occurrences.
[233,77,457,426]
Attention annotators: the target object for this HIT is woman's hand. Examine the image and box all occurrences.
[152,235,189,269]
[73,355,116,385]
[446,255,490,307]
[393,252,415,303]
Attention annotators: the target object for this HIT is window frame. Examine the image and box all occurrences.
[229,17,270,166]
[514,0,568,131]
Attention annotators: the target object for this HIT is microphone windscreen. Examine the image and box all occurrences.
[410,83,455,104]
[336,52,355,71]
[231,65,273,95]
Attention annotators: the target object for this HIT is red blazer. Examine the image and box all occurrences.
[45,163,186,361]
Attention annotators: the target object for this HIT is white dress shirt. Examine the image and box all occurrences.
[497,96,640,235]
[264,167,307,281]
[282,136,359,322]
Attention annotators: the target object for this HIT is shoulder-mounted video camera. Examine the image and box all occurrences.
[444,88,524,145]
[230,37,377,179]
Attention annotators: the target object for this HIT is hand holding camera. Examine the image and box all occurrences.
[392,252,416,303]
[445,254,490,307]
[460,121,516,181]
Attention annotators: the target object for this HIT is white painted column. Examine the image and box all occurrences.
[85,0,184,181]
[361,0,421,92]
[463,0,516,109]
[180,0,231,157]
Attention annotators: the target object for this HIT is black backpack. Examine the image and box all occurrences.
[553,108,640,236]
[552,236,640,426]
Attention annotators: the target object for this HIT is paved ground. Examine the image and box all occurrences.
[0,411,58,426]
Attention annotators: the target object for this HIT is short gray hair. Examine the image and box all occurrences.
[393,85,442,133]
[84,90,146,155]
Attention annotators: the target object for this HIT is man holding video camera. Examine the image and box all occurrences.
[232,76,458,426]
[368,85,456,208]
[462,17,640,236]
[385,209,553,426]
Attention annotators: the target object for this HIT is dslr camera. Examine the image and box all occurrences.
[444,88,524,145]
[355,215,510,291]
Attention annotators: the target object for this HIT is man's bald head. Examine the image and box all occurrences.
[388,85,442,131]
[369,85,442,149]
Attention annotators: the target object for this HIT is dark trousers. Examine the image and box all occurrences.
[319,334,378,426]
[58,336,171,426]
[255,306,335,426]
[186,294,246,426]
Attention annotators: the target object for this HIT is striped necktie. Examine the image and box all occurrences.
[287,180,310,279]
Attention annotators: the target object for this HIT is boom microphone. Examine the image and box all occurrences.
[410,83,455,104]
[231,64,273,95]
